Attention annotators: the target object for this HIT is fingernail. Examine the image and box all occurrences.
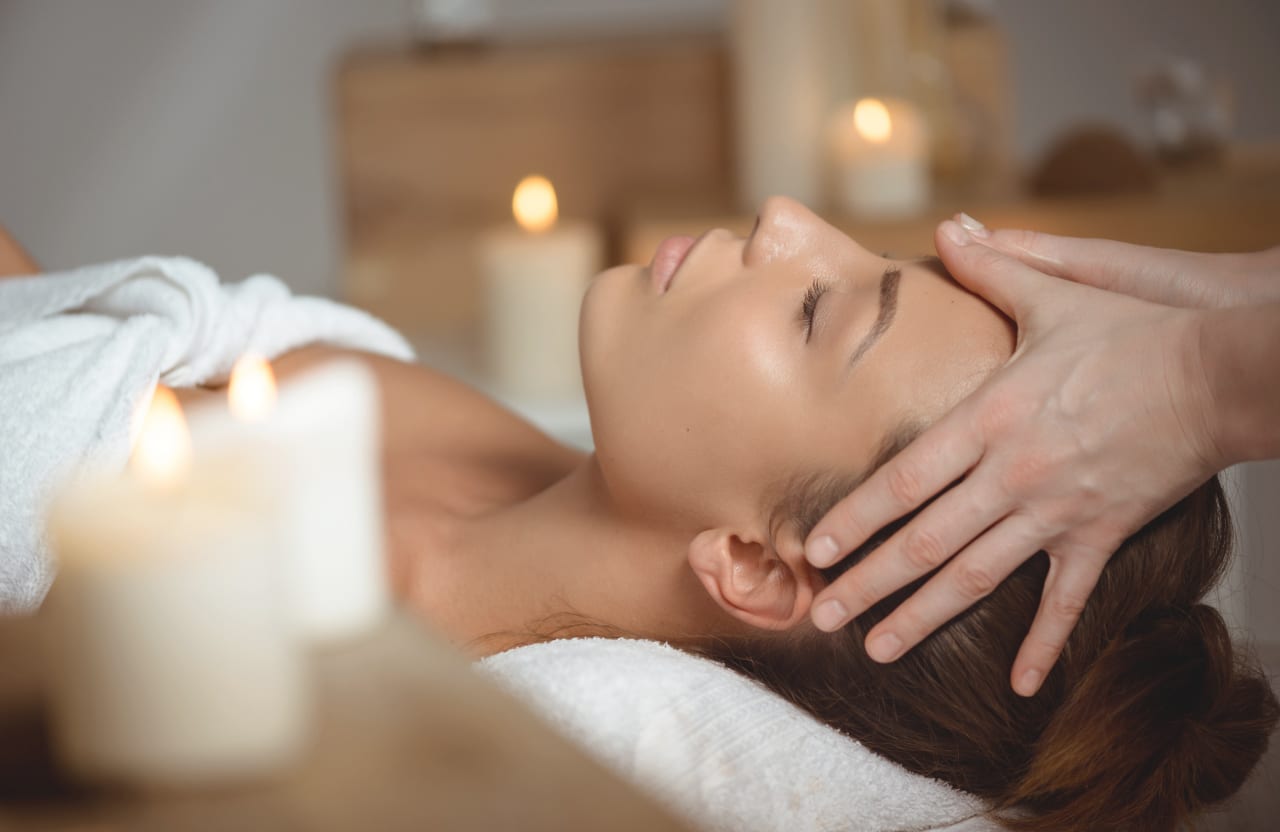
[957,212,990,239]
[805,535,840,567]
[813,599,849,631]
[868,632,904,662]
[1016,669,1042,697]
[939,220,970,248]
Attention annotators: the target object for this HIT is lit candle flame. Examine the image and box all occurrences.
[131,386,191,488]
[853,98,893,144]
[512,175,558,233]
[228,353,277,423]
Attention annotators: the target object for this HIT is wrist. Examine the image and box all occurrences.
[1196,303,1280,465]
[1176,310,1233,472]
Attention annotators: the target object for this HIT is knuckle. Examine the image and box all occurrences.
[954,562,998,601]
[902,526,950,572]
[1053,534,1114,564]
[976,388,1027,436]
[885,463,925,508]
[999,451,1054,496]
[1047,591,1088,622]
[1000,228,1047,256]
[968,241,1010,271]
[1019,507,1062,544]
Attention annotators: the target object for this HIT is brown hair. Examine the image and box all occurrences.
[696,428,1279,831]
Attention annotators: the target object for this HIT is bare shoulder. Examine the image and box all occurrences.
[0,225,38,277]
[175,344,585,482]
[271,345,584,477]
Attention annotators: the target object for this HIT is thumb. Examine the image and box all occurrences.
[934,219,1050,322]
[978,226,1216,308]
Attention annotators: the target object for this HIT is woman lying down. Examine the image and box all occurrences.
[30,198,1280,830]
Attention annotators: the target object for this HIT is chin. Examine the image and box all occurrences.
[577,264,645,474]
[578,263,640,383]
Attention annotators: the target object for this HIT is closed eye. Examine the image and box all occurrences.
[799,278,830,342]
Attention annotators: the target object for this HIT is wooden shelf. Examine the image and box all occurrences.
[337,34,731,344]
[622,144,1280,265]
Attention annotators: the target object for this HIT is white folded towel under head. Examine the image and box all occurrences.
[0,256,414,612]
[479,637,995,832]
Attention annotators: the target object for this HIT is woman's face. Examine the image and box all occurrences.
[580,197,1014,533]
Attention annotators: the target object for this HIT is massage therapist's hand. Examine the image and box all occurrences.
[804,218,1250,698]
[959,225,1280,310]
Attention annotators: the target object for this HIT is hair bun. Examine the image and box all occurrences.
[1007,604,1279,831]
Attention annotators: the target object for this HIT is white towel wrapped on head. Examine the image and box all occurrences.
[0,256,413,612]
[478,637,995,832]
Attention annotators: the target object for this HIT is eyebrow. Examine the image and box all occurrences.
[846,265,901,371]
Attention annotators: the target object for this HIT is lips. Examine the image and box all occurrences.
[649,234,697,294]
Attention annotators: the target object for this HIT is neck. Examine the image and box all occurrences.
[435,456,736,657]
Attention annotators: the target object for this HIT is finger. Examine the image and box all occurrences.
[804,401,984,569]
[1010,546,1109,696]
[934,220,1054,321]
[859,514,1046,660]
[810,473,1009,628]
[972,224,1213,308]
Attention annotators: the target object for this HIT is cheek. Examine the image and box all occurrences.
[583,287,799,522]
[668,290,800,443]
[580,275,705,516]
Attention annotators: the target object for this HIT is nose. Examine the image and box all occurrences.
[756,195,820,235]
[746,195,835,265]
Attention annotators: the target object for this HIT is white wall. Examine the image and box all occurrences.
[0,0,409,294]
[993,0,1280,161]
[0,0,722,292]
[1234,462,1280,640]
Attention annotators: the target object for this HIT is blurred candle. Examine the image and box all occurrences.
[479,175,602,400]
[192,356,388,644]
[41,387,309,788]
[828,97,931,219]
[227,352,277,422]
[730,0,830,209]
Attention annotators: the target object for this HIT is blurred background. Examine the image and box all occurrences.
[2,0,1277,287]
[1,0,1278,646]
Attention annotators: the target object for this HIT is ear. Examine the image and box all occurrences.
[687,523,821,631]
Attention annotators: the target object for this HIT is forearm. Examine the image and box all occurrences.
[1200,301,1280,464]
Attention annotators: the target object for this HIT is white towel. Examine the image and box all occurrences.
[0,256,413,612]
[478,637,994,832]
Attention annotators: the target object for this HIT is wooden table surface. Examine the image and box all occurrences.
[0,612,695,832]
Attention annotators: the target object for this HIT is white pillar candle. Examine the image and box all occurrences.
[730,0,832,210]
[828,97,931,219]
[479,175,603,401]
[41,388,309,788]
[190,357,388,645]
